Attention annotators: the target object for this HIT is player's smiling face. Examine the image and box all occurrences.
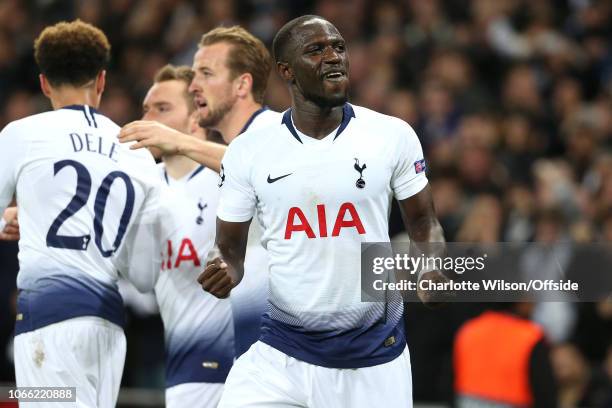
[291,19,349,107]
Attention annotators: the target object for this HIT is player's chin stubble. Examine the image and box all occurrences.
[198,97,236,129]
[303,81,349,109]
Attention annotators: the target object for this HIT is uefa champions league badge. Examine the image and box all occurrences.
[414,159,426,174]
[354,158,367,189]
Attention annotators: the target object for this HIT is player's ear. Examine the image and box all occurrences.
[235,73,253,99]
[276,62,293,82]
[95,70,106,96]
[39,74,52,98]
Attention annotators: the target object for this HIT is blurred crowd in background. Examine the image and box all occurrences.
[0,0,611,405]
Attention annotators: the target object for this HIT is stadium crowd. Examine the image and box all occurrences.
[0,0,611,406]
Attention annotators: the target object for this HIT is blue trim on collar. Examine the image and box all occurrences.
[281,110,302,143]
[334,103,355,140]
[281,103,356,144]
[187,165,205,181]
[239,106,268,135]
[61,105,100,128]
[61,104,100,114]
[164,165,205,184]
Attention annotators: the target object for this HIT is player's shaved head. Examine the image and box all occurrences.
[273,15,334,64]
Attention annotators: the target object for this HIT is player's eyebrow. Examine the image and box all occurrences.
[194,65,213,73]
[303,37,345,49]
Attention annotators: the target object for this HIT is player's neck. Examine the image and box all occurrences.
[291,97,343,140]
[217,101,262,143]
[49,87,101,111]
[163,154,200,180]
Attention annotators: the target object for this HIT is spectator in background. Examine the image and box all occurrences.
[552,342,612,407]
[520,207,577,343]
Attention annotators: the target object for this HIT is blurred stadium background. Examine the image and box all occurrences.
[0,0,611,406]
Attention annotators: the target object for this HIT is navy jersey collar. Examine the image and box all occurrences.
[61,104,100,114]
[282,103,355,144]
[163,165,205,184]
[61,104,100,128]
[239,106,268,135]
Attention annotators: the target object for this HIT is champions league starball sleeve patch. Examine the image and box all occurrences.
[414,159,426,174]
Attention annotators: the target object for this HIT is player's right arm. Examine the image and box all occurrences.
[198,219,250,298]
[118,120,226,173]
[197,137,256,298]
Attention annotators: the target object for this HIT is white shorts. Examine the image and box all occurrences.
[14,316,126,408]
[218,341,413,408]
[166,382,224,408]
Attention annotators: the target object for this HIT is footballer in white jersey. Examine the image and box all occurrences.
[0,104,165,335]
[155,108,279,389]
[139,59,277,407]
[155,163,234,386]
[219,103,421,366]
[0,21,168,407]
[0,105,167,407]
[139,65,232,406]
[202,16,446,408]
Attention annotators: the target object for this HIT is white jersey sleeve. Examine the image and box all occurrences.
[390,119,428,200]
[0,122,26,212]
[116,184,176,293]
[217,141,256,222]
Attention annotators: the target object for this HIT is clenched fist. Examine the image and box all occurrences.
[197,257,237,298]
[0,207,19,241]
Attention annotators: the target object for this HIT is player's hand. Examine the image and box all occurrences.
[198,257,236,299]
[119,120,186,155]
[0,207,19,241]
[417,270,452,308]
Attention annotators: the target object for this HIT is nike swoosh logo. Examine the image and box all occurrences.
[267,173,293,183]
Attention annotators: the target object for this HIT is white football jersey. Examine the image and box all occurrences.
[0,105,164,335]
[154,163,234,387]
[155,108,281,387]
[229,107,280,356]
[218,104,428,368]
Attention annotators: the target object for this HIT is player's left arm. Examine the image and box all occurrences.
[391,119,449,305]
[399,186,451,306]
[398,185,444,243]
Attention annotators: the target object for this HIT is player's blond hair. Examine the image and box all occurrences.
[199,26,271,104]
[34,20,110,87]
[154,64,196,113]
